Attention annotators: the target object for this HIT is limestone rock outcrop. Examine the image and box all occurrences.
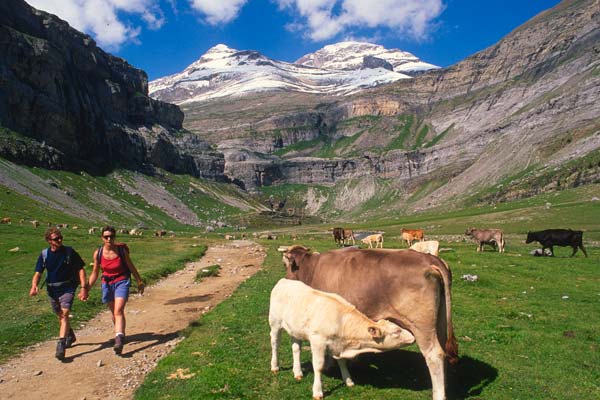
[0,0,225,180]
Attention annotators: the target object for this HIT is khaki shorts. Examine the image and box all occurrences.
[48,290,75,314]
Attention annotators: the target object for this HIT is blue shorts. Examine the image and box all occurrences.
[48,290,75,314]
[101,278,130,304]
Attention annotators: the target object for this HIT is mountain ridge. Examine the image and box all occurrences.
[148,41,437,104]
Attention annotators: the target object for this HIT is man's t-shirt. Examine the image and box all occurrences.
[35,246,85,285]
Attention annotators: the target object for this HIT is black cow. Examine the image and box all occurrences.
[525,229,587,257]
[332,227,344,246]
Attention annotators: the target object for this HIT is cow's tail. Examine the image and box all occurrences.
[431,261,459,365]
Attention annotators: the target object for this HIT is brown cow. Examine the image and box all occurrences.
[465,228,505,253]
[401,228,424,247]
[343,229,355,246]
[1,217,11,224]
[283,245,457,400]
[332,227,344,246]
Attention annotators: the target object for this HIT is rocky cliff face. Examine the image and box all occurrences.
[0,0,225,180]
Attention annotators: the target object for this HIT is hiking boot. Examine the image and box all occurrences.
[114,334,124,355]
[55,338,66,361]
[65,328,76,348]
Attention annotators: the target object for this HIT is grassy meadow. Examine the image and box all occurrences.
[1,165,599,399]
[134,188,600,400]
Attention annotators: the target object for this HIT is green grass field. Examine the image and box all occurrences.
[1,170,599,399]
[134,237,599,400]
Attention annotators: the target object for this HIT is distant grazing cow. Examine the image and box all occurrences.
[283,245,457,400]
[361,233,383,248]
[401,228,424,247]
[1,217,11,224]
[410,240,440,256]
[526,229,587,257]
[88,227,97,235]
[343,229,356,246]
[129,228,143,236]
[225,234,235,240]
[332,227,345,246]
[155,229,167,237]
[269,278,414,399]
[465,228,505,253]
[32,220,40,228]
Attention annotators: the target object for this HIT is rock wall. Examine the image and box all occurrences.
[0,0,225,180]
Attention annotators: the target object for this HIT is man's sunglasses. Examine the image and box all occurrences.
[49,236,62,241]
[103,235,115,239]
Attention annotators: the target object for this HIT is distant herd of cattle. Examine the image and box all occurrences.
[0,217,175,238]
[332,226,588,257]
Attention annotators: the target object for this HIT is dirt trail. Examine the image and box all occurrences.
[0,241,266,400]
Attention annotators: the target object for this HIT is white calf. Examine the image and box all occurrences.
[410,240,440,256]
[361,233,383,248]
[269,278,414,399]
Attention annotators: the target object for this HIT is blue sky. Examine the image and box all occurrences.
[27,0,562,81]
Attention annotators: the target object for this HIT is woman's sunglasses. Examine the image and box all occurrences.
[102,235,115,239]
[49,236,62,241]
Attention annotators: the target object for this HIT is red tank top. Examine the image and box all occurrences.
[101,253,128,283]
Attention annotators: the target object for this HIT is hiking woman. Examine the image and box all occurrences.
[30,227,88,361]
[88,226,144,355]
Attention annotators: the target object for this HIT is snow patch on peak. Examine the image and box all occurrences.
[296,41,438,73]
[209,43,234,52]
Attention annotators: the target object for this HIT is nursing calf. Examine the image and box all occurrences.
[283,246,457,400]
[269,278,415,399]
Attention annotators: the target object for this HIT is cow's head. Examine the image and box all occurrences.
[465,227,474,236]
[282,245,310,279]
[525,232,534,244]
[336,320,415,359]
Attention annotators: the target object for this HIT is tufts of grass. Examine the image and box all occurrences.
[195,264,221,282]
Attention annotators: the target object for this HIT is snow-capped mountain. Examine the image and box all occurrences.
[295,41,438,73]
[149,42,436,104]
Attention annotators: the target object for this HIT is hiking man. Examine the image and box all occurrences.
[88,226,144,355]
[29,227,88,361]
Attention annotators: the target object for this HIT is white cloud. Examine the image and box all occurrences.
[188,0,248,25]
[26,0,165,50]
[276,0,444,41]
